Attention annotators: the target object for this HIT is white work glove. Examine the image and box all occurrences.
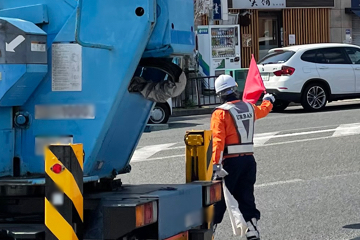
[213,164,229,179]
[263,93,275,103]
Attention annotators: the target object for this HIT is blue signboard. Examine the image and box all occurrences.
[213,0,222,20]
[352,0,360,8]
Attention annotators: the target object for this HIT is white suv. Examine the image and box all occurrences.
[258,43,360,111]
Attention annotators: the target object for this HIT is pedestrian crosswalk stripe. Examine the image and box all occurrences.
[132,122,360,162]
[131,143,178,162]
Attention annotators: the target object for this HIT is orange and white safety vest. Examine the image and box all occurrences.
[216,101,255,156]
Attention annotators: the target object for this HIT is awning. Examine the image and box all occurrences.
[352,9,360,17]
[345,8,360,17]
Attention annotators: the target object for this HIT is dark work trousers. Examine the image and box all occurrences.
[213,155,260,224]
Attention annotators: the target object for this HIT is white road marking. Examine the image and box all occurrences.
[255,123,360,140]
[255,171,360,189]
[142,131,360,161]
[256,128,334,140]
[171,146,186,150]
[255,179,303,188]
[332,123,360,137]
[159,132,280,151]
[132,122,360,162]
[256,132,360,148]
[144,154,186,162]
[253,131,279,145]
[131,143,178,162]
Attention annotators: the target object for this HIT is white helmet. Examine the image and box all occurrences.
[215,74,237,95]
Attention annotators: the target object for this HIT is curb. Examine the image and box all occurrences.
[172,106,216,117]
[172,102,301,117]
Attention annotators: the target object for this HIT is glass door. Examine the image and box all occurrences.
[258,11,282,60]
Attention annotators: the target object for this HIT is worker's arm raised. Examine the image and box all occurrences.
[253,93,274,120]
[211,109,226,165]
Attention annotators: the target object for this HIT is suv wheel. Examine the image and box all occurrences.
[301,83,328,111]
[272,100,290,112]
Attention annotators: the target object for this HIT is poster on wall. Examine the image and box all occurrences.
[213,0,222,20]
[233,0,286,9]
[242,34,252,47]
[289,34,295,45]
[345,29,352,43]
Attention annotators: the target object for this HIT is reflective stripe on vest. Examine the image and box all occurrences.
[216,101,255,155]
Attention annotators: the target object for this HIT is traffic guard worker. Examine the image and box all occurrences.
[211,74,274,240]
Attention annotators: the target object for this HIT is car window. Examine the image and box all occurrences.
[317,47,351,64]
[301,49,327,63]
[258,51,295,65]
[301,50,317,63]
[345,47,360,64]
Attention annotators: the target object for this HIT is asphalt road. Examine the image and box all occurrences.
[122,100,360,240]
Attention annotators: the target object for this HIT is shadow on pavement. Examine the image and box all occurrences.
[343,223,360,230]
[348,238,360,240]
[170,115,210,122]
[277,103,360,114]
[169,122,200,128]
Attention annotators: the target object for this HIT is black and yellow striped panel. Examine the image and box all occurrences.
[45,144,83,240]
[185,130,213,182]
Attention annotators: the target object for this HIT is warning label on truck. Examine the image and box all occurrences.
[31,42,46,52]
[52,43,82,91]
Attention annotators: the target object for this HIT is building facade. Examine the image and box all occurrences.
[199,0,359,68]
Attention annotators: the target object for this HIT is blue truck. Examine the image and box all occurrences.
[0,1,221,239]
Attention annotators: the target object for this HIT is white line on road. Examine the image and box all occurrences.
[254,131,279,145]
[155,132,280,152]
[255,179,303,188]
[255,124,360,140]
[132,123,360,162]
[131,143,178,162]
[137,131,360,162]
[255,171,360,189]
[171,146,186,150]
[332,123,360,137]
[144,154,186,161]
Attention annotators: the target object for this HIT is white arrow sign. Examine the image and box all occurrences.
[6,35,25,52]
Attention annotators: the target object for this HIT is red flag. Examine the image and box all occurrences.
[242,54,266,104]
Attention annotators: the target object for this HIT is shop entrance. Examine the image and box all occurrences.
[258,11,283,60]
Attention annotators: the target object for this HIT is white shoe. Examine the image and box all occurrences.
[246,218,260,240]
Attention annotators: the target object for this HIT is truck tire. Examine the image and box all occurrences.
[301,83,328,111]
[148,103,170,124]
